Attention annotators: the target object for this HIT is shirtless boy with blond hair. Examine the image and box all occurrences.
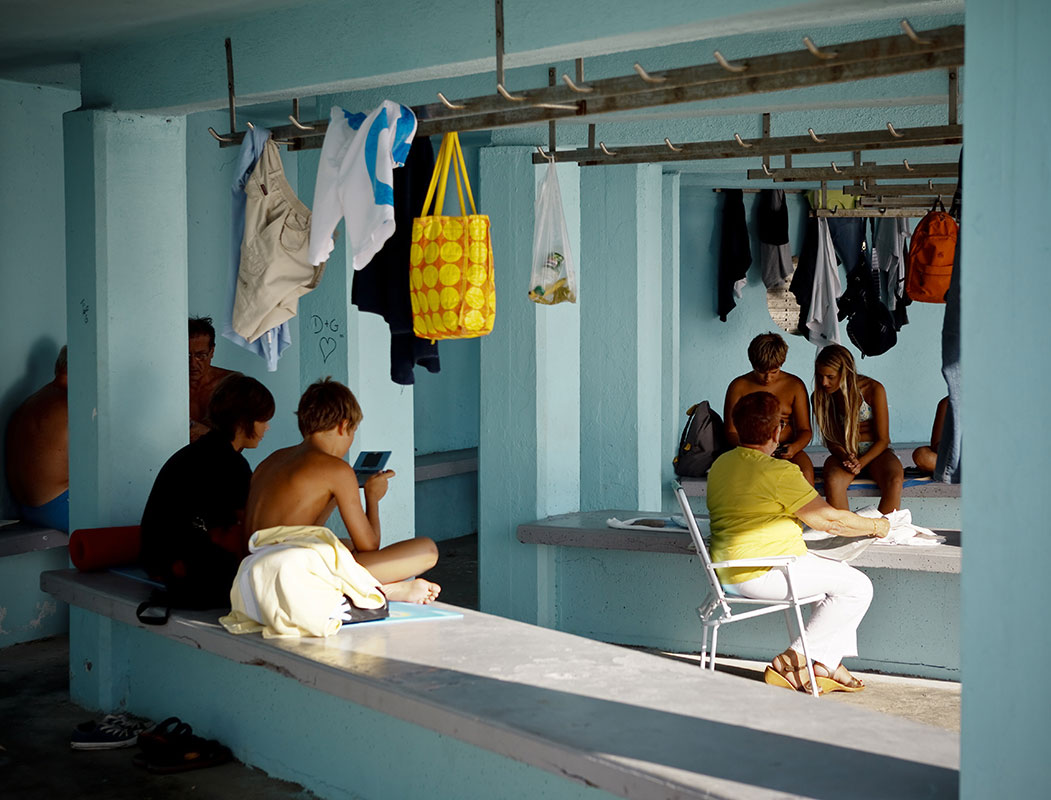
[723,332,815,485]
[246,378,440,604]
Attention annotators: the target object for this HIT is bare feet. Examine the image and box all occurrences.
[383,578,441,604]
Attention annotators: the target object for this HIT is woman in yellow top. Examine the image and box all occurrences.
[812,343,904,514]
[707,391,890,694]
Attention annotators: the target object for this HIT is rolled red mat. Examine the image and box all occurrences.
[69,525,141,571]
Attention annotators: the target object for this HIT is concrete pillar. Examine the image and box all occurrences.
[296,150,415,543]
[961,2,1051,796]
[579,164,664,511]
[660,173,681,511]
[63,110,187,529]
[478,148,581,622]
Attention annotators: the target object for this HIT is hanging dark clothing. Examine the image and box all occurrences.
[757,189,792,288]
[935,150,963,483]
[790,213,819,338]
[352,135,441,385]
[717,189,752,321]
[825,217,868,272]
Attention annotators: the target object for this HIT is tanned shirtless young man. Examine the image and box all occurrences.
[723,332,815,485]
[189,316,239,442]
[246,378,441,604]
[5,346,69,531]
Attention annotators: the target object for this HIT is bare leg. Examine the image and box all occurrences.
[822,456,853,510]
[356,537,438,583]
[866,449,904,514]
[912,445,937,473]
[790,450,815,486]
[356,538,441,604]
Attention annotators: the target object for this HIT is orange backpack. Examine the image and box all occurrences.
[906,199,958,303]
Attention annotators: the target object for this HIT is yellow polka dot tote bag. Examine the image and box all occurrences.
[410,132,495,341]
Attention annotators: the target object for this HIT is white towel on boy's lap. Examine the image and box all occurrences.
[220,525,386,639]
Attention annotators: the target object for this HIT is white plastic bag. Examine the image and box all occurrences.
[529,161,577,305]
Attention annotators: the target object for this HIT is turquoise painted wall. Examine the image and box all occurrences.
[0,80,79,518]
[549,546,959,680]
[0,548,69,648]
[960,1,1051,797]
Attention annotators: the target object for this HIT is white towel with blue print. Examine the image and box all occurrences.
[309,101,417,269]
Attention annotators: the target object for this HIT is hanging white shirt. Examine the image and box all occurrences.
[308,101,417,269]
[806,218,842,348]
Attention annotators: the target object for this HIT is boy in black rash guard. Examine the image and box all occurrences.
[140,375,274,604]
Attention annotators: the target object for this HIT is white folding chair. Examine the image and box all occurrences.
[674,482,824,697]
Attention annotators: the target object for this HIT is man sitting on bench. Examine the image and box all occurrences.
[246,378,440,604]
[724,332,815,485]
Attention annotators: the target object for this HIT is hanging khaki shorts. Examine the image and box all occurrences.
[234,139,325,342]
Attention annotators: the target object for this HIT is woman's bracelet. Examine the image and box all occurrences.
[871,518,879,537]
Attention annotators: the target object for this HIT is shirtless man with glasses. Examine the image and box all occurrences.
[189,316,239,442]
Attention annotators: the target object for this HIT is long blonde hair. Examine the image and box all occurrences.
[812,344,863,454]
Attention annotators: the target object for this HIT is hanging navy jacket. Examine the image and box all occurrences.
[352,136,440,384]
[717,189,752,321]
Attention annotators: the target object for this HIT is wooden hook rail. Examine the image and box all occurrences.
[531,123,961,166]
[212,23,963,151]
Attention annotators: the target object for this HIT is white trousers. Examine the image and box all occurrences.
[731,553,873,668]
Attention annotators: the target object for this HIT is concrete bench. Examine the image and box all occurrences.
[414,448,479,543]
[42,568,958,800]
[518,510,961,680]
[679,443,962,499]
[414,447,478,482]
[0,522,69,647]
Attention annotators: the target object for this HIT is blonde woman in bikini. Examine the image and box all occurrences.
[812,344,903,515]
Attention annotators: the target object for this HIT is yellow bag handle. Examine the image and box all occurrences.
[420,133,477,217]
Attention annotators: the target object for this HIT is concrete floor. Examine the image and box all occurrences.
[2,534,960,799]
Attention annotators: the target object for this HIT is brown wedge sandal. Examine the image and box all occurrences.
[764,653,821,694]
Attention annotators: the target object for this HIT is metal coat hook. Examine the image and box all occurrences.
[900,19,932,45]
[437,92,466,110]
[665,138,683,152]
[633,63,667,84]
[808,128,827,143]
[886,122,905,138]
[713,51,747,73]
[562,74,593,93]
[536,146,555,162]
[287,98,311,129]
[497,83,527,101]
[208,127,235,143]
[761,163,775,177]
[599,142,618,156]
[244,120,292,146]
[830,161,843,174]
[733,133,753,149]
[803,36,838,60]
[903,159,914,171]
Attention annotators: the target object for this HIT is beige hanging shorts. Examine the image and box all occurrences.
[234,139,325,342]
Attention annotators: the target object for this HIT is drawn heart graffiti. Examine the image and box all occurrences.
[319,337,337,362]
